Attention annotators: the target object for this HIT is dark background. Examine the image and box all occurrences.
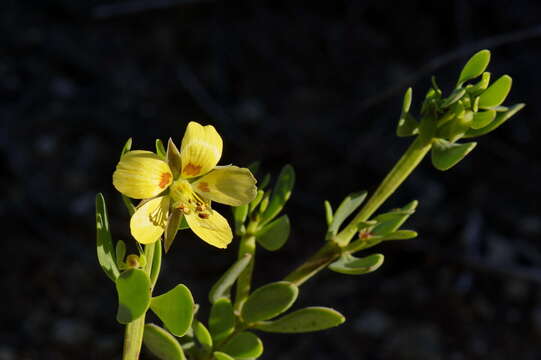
[2,0,541,359]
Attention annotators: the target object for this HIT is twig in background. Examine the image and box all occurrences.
[93,0,214,19]
[176,59,232,129]
[353,24,541,116]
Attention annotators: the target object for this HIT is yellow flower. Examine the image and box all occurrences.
[112,122,257,249]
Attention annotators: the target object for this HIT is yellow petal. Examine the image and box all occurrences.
[113,150,173,199]
[185,209,232,249]
[130,196,169,244]
[193,166,257,206]
[180,122,223,178]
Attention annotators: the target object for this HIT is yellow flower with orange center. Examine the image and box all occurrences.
[112,122,257,249]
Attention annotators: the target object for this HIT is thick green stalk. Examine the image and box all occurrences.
[234,220,259,312]
[335,135,432,245]
[283,241,341,286]
[122,241,157,360]
[284,135,433,285]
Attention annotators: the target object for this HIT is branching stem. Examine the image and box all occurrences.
[284,135,433,286]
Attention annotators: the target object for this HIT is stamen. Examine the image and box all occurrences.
[198,213,209,219]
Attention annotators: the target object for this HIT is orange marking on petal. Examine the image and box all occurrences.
[159,172,172,188]
[183,163,202,176]
[197,182,210,192]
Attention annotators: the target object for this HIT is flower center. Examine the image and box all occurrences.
[169,179,210,219]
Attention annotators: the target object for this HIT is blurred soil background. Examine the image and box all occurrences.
[1,0,541,359]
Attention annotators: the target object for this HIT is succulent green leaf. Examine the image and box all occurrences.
[371,200,417,236]
[121,137,132,157]
[166,138,182,179]
[143,323,186,360]
[115,240,126,269]
[397,87,417,137]
[471,110,496,129]
[472,96,480,113]
[260,165,295,225]
[232,204,248,236]
[249,189,265,214]
[327,191,367,240]
[155,139,166,159]
[221,332,263,359]
[259,173,271,189]
[150,284,194,336]
[121,194,136,216]
[209,298,235,343]
[397,113,419,137]
[329,253,384,275]
[258,193,270,214]
[464,103,525,138]
[96,193,119,282]
[255,215,290,251]
[324,200,333,226]
[457,49,491,86]
[115,269,151,324]
[431,76,442,94]
[478,75,512,109]
[164,209,181,253]
[469,72,491,95]
[253,307,345,333]
[213,352,235,360]
[149,239,162,289]
[356,220,377,231]
[209,254,252,304]
[193,320,213,353]
[441,88,466,108]
[402,87,412,114]
[241,281,298,323]
[431,138,477,171]
[380,230,418,240]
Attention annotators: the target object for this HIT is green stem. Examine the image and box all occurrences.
[335,135,432,245]
[122,241,158,360]
[284,135,433,286]
[234,229,257,312]
[283,241,341,286]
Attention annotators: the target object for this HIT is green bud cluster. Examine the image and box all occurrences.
[397,50,524,170]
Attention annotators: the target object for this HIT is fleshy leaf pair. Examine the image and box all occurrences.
[431,138,477,171]
[116,279,194,330]
[240,281,344,334]
[141,286,195,359]
[329,201,418,275]
[325,191,368,245]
